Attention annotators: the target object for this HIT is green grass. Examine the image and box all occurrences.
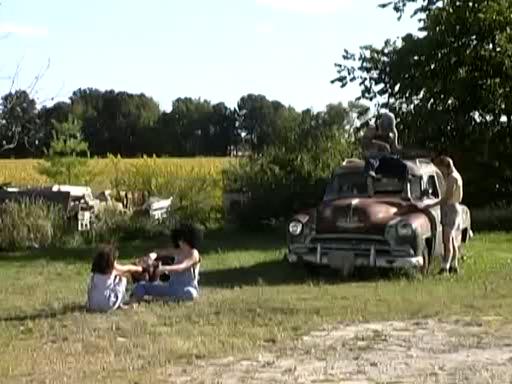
[1,231,512,383]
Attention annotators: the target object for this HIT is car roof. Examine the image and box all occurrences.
[334,157,439,177]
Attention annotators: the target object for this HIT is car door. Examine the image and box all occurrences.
[423,173,443,258]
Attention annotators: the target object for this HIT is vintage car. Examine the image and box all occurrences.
[285,156,472,276]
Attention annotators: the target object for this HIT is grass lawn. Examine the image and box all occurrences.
[1,231,512,383]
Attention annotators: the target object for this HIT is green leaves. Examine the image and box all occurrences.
[38,115,91,185]
[334,0,512,206]
[0,90,41,155]
[225,104,360,225]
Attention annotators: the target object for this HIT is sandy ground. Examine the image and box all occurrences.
[167,317,512,384]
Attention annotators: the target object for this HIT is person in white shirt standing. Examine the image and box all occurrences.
[427,156,464,275]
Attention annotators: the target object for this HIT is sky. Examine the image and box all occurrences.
[0,0,419,112]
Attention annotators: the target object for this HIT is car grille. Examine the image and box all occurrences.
[308,236,410,258]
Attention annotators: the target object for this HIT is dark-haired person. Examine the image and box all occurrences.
[86,245,144,312]
[130,224,202,303]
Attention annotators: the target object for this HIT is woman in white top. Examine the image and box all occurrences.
[86,245,144,312]
[130,224,202,303]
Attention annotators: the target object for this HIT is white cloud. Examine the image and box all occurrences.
[0,22,48,38]
[255,22,274,34]
[256,0,352,14]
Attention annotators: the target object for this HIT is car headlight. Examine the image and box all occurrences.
[385,220,415,242]
[288,221,303,236]
[396,222,414,237]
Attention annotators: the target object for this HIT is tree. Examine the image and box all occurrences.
[237,94,287,153]
[0,90,41,157]
[155,98,238,157]
[209,102,237,156]
[225,102,359,226]
[333,0,512,206]
[70,88,160,156]
[38,116,90,185]
[38,101,71,154]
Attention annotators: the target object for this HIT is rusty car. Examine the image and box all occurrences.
[285,156,472,276]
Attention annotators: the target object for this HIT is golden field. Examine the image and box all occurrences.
[0,157,233,191]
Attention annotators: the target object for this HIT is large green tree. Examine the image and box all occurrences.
[0,90,43,157]
[333,0,512,205]
[156,98,238,157]
[237,94,288,153]
[70,88,160,156]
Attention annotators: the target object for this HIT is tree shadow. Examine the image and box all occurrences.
[0,229,285,264]
[0,303,85,323]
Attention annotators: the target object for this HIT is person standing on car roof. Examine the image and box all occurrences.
[426,156,464,275]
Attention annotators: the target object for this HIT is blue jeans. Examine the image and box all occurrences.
[131,281,198,302]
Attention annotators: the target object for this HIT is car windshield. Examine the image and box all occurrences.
[373,176,404,194]
[324,172,407,200]
[324,172,368,200]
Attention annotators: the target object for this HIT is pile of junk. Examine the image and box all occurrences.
[0,183,173,232]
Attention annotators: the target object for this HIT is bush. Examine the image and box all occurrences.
[224,114,357,227]
[38,116,93,185]
[0,199,66,251]
[102,155,223,228]
[471,205,512,232]
[85,206,175,243]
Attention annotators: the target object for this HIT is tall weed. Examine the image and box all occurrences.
[0,199,66,251]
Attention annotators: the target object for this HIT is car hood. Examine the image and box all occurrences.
[315,196,419,236]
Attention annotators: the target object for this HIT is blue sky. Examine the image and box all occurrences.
[0,0,419,112]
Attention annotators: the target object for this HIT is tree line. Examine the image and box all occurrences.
[0,88,367,159]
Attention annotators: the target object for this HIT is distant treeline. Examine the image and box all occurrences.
[0,88,367,159]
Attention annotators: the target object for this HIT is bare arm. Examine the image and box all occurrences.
[424,177,454,209]
[159,251,200,273]
[114,262,143,275]
[152,248,179,258]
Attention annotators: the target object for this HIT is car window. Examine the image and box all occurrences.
[409,176,422,200]
[425,175,440,199]
[373,177,404,194]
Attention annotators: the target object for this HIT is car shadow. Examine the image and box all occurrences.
[199,259,410,288]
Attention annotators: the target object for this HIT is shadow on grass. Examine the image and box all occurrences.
[0,303,86,322]
[0,229,285,264]
[200,259,410,288]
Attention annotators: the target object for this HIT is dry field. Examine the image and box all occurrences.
[0,157,231,190]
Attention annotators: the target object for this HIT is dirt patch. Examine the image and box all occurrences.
[166,318,512,383]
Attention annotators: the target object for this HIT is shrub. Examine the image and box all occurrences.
[86,205,132,243]
[86,206,175,243]
[38,116,93,185]
[224,116,358,227]
[102,155,223,228]
[471,205,512,232]
[0,199,66,251]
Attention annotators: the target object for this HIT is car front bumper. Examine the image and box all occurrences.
[287,239,422,269]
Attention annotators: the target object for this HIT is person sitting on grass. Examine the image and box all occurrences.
[129,223,202,303]
[86,244,145,313]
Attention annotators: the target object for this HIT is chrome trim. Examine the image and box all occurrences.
[308,233,386,241]
[300,254,423,269]
[370,245,376,267]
